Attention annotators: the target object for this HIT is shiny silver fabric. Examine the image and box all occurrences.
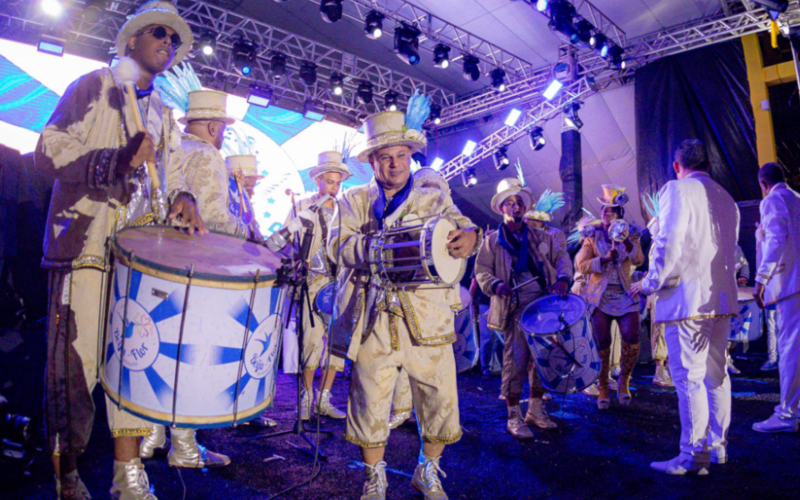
[110,458,157,500]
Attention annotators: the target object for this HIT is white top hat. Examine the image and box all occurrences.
[356,111,427,163]
[597,184,629,207]
[116,1,193,69]
[491,178,534,215]
[178,90,236,125]
[413,167,450,194]
[309,151,351,182]
[225,155,264,180]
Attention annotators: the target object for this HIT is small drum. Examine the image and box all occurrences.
[101,226,284,428]
[452,286,478,373]
[520,294,600,394]
[314,282,336,325]
[369,215,466,288]
[729,286,762,342]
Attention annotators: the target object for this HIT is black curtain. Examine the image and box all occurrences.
[635,39,760,216]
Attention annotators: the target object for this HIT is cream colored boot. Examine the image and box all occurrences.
[314,389,346,419]
[110,458,156,500]
[168,428,231,468]
[139,425,167,459]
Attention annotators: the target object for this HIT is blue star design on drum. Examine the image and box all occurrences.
[527,323,601,394]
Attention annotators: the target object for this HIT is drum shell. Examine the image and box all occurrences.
[313,282,336,325]
[729,287,762,342]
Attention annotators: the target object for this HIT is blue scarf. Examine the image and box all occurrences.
[373,176,414,229]
[136,84,154,99]
[498,223,547,289]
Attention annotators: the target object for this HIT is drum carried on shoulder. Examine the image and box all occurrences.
[729,286,762,342]
[520,294,600,394]
[100,226,284,428]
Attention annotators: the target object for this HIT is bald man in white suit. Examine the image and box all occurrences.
[630,139,739,476]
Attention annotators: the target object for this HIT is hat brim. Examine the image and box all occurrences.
[491,188,534,215]
[177,116,236,125]
[597,197,622,207]
[309,164,351,182]
[356,139,424,163]
[116,9,194,70]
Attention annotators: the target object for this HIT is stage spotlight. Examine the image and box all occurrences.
[81,0,105,23]
[247,87,272,108]
[543,79,563,100]
[299,61,317,86]
[607,45,626,69]
[197,31,217,56]
[320,0,343,23]
[304,101,326,122]
[536,0,548,12]
[384,90,399,111]
[394,22,421,66]
[529,126,546,151]
[494,145,510,170]
[574,19,594,46]
[505,108,522,127]
[752,1,789,19]
[429,103,442,125]
[330,72,344,96]
[431,157,445,170]
[590,32,609,57]
[491,68,507,92]
[433,44,451,69]
[232,39,257,77]
[357,81,373,104]
[365,10,384,39]
[270,52,287,82]
[548,0,580,45]
[462,55,481,81]
[462,168,478,188]
[563,103,583,130]
[41,0,63,17]
[462,140,477,157]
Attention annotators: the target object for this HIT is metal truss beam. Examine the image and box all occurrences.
[0,0,455,124]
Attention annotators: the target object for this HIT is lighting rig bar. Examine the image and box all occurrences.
[306,0,536,83]
[0,0,455,124]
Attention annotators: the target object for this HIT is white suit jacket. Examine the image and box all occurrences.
[755,183,800,305]
[642,171,739,323]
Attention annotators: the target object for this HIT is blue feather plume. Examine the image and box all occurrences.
[535,189,565,215]
[404,90,431,131]
[154,62,201,114]
[514,159,526,187]
[643,192,660,218]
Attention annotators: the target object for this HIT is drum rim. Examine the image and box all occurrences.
[113,226,278,284]
[521,293,588,336]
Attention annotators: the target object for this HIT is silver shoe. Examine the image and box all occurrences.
[56,471,91,500]
[139,425,168,459]
[653,365,674,387]
[525,398,557,430]
[506,405,534,439]
[110,458,157,500]
[314,389,346,419]
[247,413,278,428]
[411,454,448,500]
[388,411,411,430]
[361,461,388,500]
[300,389,312,421]
[168,428,231,468]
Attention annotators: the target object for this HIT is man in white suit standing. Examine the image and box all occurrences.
[630,139,739,475]
[752,162,800,433]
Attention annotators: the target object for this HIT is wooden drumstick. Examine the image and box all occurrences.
[113,57,160,191]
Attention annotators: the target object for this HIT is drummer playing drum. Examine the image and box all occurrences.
[475,177,572,439]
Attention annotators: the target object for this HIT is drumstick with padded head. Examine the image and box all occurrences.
[113,57,160,191]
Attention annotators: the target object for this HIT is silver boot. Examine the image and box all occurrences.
[168,428,231,468]
[299,389,312,420]
[525,398,557,430]
[110,458,157,500]
[314,389,346,419]
[411,453,448,500]
[56,470,91,500]
[361,461,388,500]
[139,425,168,459]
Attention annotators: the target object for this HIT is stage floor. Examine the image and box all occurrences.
[2,324,799,500]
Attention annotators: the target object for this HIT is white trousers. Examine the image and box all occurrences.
[774,293,800,419]
[664,316,731,456]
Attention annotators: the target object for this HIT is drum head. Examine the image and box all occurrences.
[520,294,588,336]
[429,218,464,285]
[315,282,336,317]
[114,226,282,282]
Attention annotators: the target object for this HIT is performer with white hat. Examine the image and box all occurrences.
[284,151,351,421]
[36,2,203,498]
[328,92,481,500]
[630,139,739,475]
[225,153,266,240]
[475,177,572,438]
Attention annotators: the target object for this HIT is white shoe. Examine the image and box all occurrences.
[246,413,277,428]
[314,389,346,419]
[582,384,600,396]
[650,454,709,476]
[653,365,674,387]
[506,406,534,439]
[525,398,557,430]
[727,357,741,375]
[752,414,799,433]
[360,461,388,500]
[110,458,158,500]
[411,454,448,500]
[139,425,168,459]
[168,428,230,468]
[388,411,411,430]
[300,389,312,420]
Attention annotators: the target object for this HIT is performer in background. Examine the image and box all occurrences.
[524,188,567,255]
[475,178,572,439]
[285,151,350,420]
[631,139,738,475]
[575,186,644,409]
[726,245,752,375]
[137,82,238,467]
[225,154,265,240]
[328,98,480,500]
[36,2,204,498]
[751,162,800,433]
[756,221,780,372]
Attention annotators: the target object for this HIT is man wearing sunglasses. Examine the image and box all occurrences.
[36,2,202,499]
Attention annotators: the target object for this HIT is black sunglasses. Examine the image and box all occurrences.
[136,26,182,50]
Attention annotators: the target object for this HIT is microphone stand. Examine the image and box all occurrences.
[246,209,333,460]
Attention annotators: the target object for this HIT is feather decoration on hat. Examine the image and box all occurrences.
[535,189,565,215]
[643,192,660,219]
[404,90,431,131]
[514,158,526,187]
[336,130,359,164]
[153,62,201,113]
[221,125,258,158]
[567,207,599,246]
